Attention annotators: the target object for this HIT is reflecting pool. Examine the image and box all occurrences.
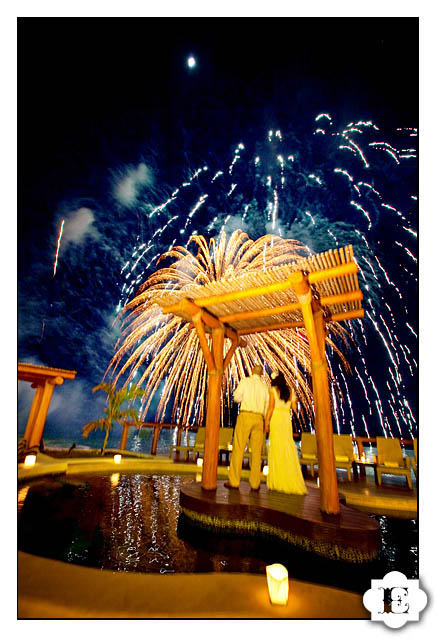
[18,473,417,593]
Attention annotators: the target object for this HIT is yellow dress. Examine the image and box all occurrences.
[267,387,307,495]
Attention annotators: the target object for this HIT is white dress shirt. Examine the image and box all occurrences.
[234,374,269,417]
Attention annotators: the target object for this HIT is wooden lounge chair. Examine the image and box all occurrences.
[299,432,318,477]
[169,428,205,461]
[333,434,354,481]
[375,436,413,489]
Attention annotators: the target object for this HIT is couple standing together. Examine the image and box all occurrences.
[224,365,307,495]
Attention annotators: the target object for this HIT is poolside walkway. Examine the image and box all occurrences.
[18,551,369,619]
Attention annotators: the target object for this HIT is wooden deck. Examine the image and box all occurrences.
[180,480,381,563]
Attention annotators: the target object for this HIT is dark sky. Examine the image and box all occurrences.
[20,17,417,190]
[17,17,418,441]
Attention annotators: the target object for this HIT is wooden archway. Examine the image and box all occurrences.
[156,245,363,515]
[18,362,77,450]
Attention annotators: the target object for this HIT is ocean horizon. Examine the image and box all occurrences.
[23,427,195,457]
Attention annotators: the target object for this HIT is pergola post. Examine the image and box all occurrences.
[19,363,77,452]
[27,377,64,449]
[202,326,224,490]
[23,383,44,446]
[312,305,340,514]
[296,281,340,515]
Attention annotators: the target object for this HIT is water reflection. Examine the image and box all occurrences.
[17,474,418,592]
[17,485,30,516]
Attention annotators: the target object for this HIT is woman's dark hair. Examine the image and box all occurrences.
[271,371,291,402]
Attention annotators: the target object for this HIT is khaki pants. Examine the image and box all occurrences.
[228,412,264,489]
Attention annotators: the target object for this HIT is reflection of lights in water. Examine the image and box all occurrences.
[17,485,30,516]
[17,475,418,584]
[110,473,120,486]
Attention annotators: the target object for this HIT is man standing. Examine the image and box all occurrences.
[225,364,269,491]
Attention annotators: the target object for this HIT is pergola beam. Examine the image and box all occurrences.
[238,320,305,336]
[307,261,358,284]
[193,271,305,308]
[319,290,363,307]
[218,290,363,328]
[219,301,301,325]
[161,297,240,343]
[329,309,364,322]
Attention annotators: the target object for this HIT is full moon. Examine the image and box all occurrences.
[187,56,196,68]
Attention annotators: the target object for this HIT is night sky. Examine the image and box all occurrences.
[17,17,418,444]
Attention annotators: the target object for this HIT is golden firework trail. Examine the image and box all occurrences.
[108,230,353,430]
[53,218,65,277]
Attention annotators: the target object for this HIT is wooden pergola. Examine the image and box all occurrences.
[19,362,77,450]
[156,244,364,515]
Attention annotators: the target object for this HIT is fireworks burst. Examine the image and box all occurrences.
[109,229,353,430]
[113,113,417,439]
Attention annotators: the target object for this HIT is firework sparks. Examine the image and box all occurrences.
[108,230,353,429]
[112,113,416,439]
[53,219,65,277]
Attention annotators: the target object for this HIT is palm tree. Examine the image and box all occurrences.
[82,382,146,455]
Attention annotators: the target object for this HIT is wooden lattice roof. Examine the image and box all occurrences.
[156,245,364,335]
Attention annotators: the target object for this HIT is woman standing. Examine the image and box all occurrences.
[265,370,307,495]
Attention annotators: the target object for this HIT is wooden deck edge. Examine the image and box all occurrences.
[180,506,378,564]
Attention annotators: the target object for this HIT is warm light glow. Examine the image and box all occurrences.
[266,563,289,605]
[24,454,36,467]
[227,444,233,451]
[114,454,122,464]
[316,477,320,488]
[197,458,203,467]
[195,473,202,482]
[263,465,269,475]
[111,473,120,486]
